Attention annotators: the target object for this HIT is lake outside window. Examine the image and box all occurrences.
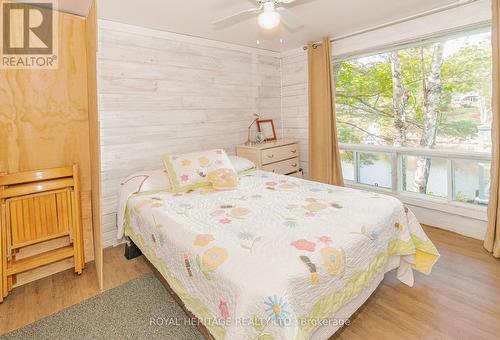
[335,29,492,206]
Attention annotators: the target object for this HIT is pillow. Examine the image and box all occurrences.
[163,149,238,191]
[121,169,171,193]
[228,155,256,173]
[208,168,239,190]
[117,169,171,239]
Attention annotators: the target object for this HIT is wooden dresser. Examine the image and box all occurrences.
[236,139,303,178]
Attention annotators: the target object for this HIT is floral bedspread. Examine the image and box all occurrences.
[122,170,439,340]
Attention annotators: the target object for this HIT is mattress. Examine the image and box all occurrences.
[121,170,439,340]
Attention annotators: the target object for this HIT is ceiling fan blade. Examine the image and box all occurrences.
[277,7,303,30]
[212,6,262,28]
[277,0,319,6]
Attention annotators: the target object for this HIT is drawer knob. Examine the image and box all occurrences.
[267,154,275,158]
[292,164,297,167]
[291,150,297,153]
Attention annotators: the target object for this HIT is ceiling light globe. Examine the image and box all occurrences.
[258,11,280,30]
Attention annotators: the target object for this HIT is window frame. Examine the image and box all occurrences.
[332,25,493,217]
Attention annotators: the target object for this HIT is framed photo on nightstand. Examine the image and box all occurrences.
[257,119,277,141]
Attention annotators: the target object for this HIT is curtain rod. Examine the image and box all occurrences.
[303,0,481,50]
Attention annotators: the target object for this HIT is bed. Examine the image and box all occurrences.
[118,169,439,340]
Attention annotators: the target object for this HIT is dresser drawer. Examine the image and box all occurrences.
[261,143,299,165]
[262,157,300,175]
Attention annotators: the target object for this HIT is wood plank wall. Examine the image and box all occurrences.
[0,6,99,286]
[97,21,282,246]
[282,50,309,176]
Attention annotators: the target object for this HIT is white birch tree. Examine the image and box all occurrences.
[413,43,445,193]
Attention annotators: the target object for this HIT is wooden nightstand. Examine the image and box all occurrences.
[236,139,303,178]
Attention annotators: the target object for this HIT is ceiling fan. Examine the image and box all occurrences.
[213,0,317,31]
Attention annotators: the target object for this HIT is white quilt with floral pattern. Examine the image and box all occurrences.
[123,170,439,340]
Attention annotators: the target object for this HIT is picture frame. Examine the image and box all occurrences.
[257,119,277,141]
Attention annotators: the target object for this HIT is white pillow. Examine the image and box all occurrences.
[116,169,171,239]
[121,169,171,192]
[229,156,256,173]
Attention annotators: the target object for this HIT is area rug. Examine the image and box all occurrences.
[2,273,203,340]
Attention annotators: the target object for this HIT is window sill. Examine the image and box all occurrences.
[345,182,487,222]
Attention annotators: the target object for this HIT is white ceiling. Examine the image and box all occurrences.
[98,0,459,52]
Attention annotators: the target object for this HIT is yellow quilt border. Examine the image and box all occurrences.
[297,234,439,339]
[162,153,212,193]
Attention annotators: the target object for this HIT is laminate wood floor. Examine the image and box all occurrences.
[334,226,500,340]
[0,226,499,339]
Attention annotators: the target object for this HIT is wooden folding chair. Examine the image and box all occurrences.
[0,164,85,301]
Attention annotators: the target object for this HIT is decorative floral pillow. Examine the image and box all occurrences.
[163,149,238,191]
[208,168,238,190]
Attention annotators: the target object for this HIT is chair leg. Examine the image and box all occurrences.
[1,264,6,298]
[0,258,2,302]
[78,219,85,270]
[72,228,83,275]
[75,236,84,275]
[0,248,3,300]
[73,231,83,275]
[73,245,82,275]
[7,254,14,292]
[72,165,85,274]
[1,202,8,298]
[71,193,84,275]
[0,262,3,301]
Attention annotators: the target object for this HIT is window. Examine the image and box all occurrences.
[335,30,492,206]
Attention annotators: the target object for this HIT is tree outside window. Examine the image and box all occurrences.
[335,30,492,199]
